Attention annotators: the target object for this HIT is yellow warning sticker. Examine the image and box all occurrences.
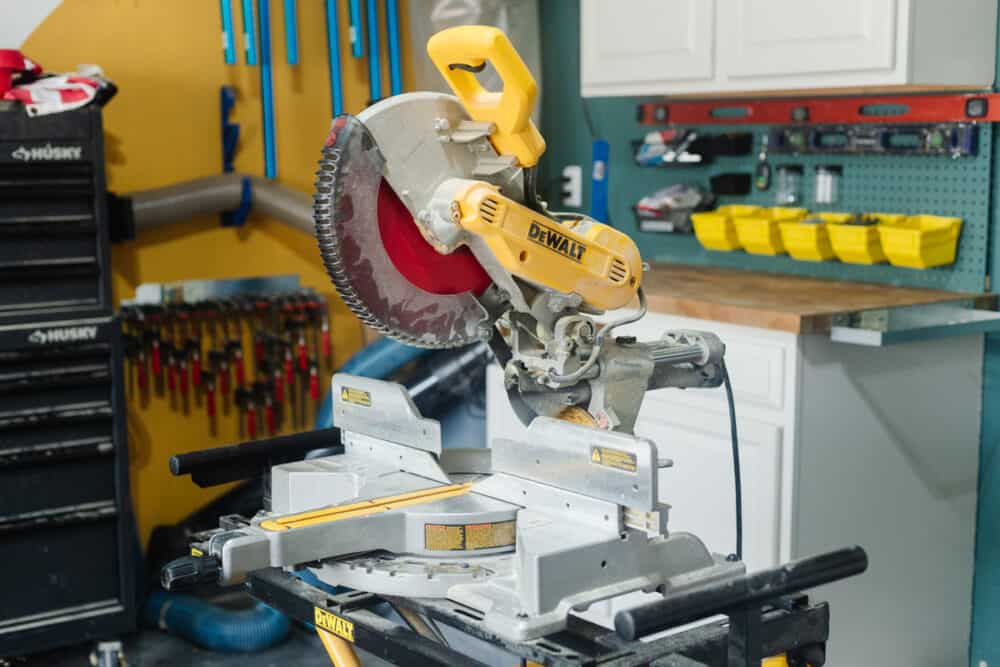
[314,607,355,642]
[190,547,203,557]
[340,386,371,407]
[424,520,517,551]
[590,446,637,473]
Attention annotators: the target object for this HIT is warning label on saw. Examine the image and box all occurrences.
[590,446,637,473]
[424,520,516,551]
[340,386,371,407]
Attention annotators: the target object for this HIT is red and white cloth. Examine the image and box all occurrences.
[0,51,113,117]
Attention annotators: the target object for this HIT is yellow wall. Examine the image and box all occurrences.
[22,0,414,548]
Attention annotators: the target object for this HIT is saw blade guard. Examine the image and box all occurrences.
[314,115,493,349]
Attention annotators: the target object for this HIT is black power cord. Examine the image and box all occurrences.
[722,360,743,562]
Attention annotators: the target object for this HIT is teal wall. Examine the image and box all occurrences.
[536,1,998,664]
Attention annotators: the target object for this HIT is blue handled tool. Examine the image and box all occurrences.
[348,0,364,58]
[283,0,298,65]
[324,0,344,116]
[220,0,237,64]
[365,0,381,102]
[385,0,402,95]
[240,0,258,65]
[591,139,610,224]
[257,0,277,179]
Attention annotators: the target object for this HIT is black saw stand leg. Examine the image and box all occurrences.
[726,605,763,667]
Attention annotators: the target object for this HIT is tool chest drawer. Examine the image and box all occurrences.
[0,313,136,656]
[0,456,116,520]
[0,107,110,320]
[0,517,122,626]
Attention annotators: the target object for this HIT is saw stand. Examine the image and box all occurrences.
[165,374,867,667]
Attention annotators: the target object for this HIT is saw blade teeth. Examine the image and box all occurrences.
[312,112,494,350]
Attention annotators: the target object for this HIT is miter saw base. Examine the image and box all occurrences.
[183,374,742,642]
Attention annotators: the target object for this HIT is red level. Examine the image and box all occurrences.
[637,92,1000,126]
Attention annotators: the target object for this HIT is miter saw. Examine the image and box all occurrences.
[163,26,866,663]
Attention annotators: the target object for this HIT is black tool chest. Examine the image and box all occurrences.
[0,106,135,657]
[0,105,112,319]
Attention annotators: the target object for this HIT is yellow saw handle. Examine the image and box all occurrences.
[427,25,545,167]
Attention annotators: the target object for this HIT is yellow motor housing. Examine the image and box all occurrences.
[454,182,643,311]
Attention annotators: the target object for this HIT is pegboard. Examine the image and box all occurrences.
[595,117,992,294]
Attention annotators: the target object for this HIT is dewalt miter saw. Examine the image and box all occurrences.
[166,26,744,643]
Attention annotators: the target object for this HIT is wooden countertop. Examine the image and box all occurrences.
[641,264,992,334]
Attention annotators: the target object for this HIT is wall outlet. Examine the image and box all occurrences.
[561,165,582,208]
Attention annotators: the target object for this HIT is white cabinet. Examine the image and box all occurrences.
[485,312,982,665]
[580,0,716,93]
[580,0,997,96]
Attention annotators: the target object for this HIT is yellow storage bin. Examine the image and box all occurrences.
[691,205,761,251]
[827,213,902,264]
[878,215,962,269]
[734,207,808,255]
[780,212,855,262]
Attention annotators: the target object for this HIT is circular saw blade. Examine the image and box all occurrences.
[314,111,492,349]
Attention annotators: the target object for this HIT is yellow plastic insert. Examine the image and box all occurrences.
[690,205,761,251]
[827,213,902,264]
[780,212,853,262]
[878,215,962,269]
[734,207,807,255]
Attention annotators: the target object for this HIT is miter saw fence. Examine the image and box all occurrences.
[162,25,866,658]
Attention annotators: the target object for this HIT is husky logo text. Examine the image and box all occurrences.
[11,143,83,162]
[27,326,98,345]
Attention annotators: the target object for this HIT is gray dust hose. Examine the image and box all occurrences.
[128,174,313,235]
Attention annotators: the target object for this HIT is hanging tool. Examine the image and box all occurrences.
[240,0,258,65]
[324,0,344,116]
[365,0,381,102]
[220,0,237,64]
[257,0,278,179]
[755,133,771,191]
[348,0,364,58]
[591,138,609,223]
[385,0,402,96]
[283,0,299,65]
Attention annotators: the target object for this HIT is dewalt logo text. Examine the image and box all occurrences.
[527,221,587,262]
[314,607,355,642]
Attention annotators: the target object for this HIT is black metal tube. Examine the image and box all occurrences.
[170,427,341,487]
[614,546,868,641]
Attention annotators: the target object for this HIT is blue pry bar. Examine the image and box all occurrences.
[366,0,381,102]
[283,0,298,65]
[348,0,364,58]
[241,0,258,65]
[325,0,344,116]
[220,0,237,64]
[258,0,277,179]
[385,0,402,95]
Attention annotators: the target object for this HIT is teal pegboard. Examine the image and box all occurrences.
[538,0,991,294]
[618,123,991,293]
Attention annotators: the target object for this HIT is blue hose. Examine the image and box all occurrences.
[143,590,290,653]
[314,337,430,428]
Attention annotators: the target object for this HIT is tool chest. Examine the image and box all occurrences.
[0,105,111,321]
[0,101,135,658]
[0,313,135,656]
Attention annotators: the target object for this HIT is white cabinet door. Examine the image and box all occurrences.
[717,0,904,85]
[580,0,716,97]
[635,398,783,573]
